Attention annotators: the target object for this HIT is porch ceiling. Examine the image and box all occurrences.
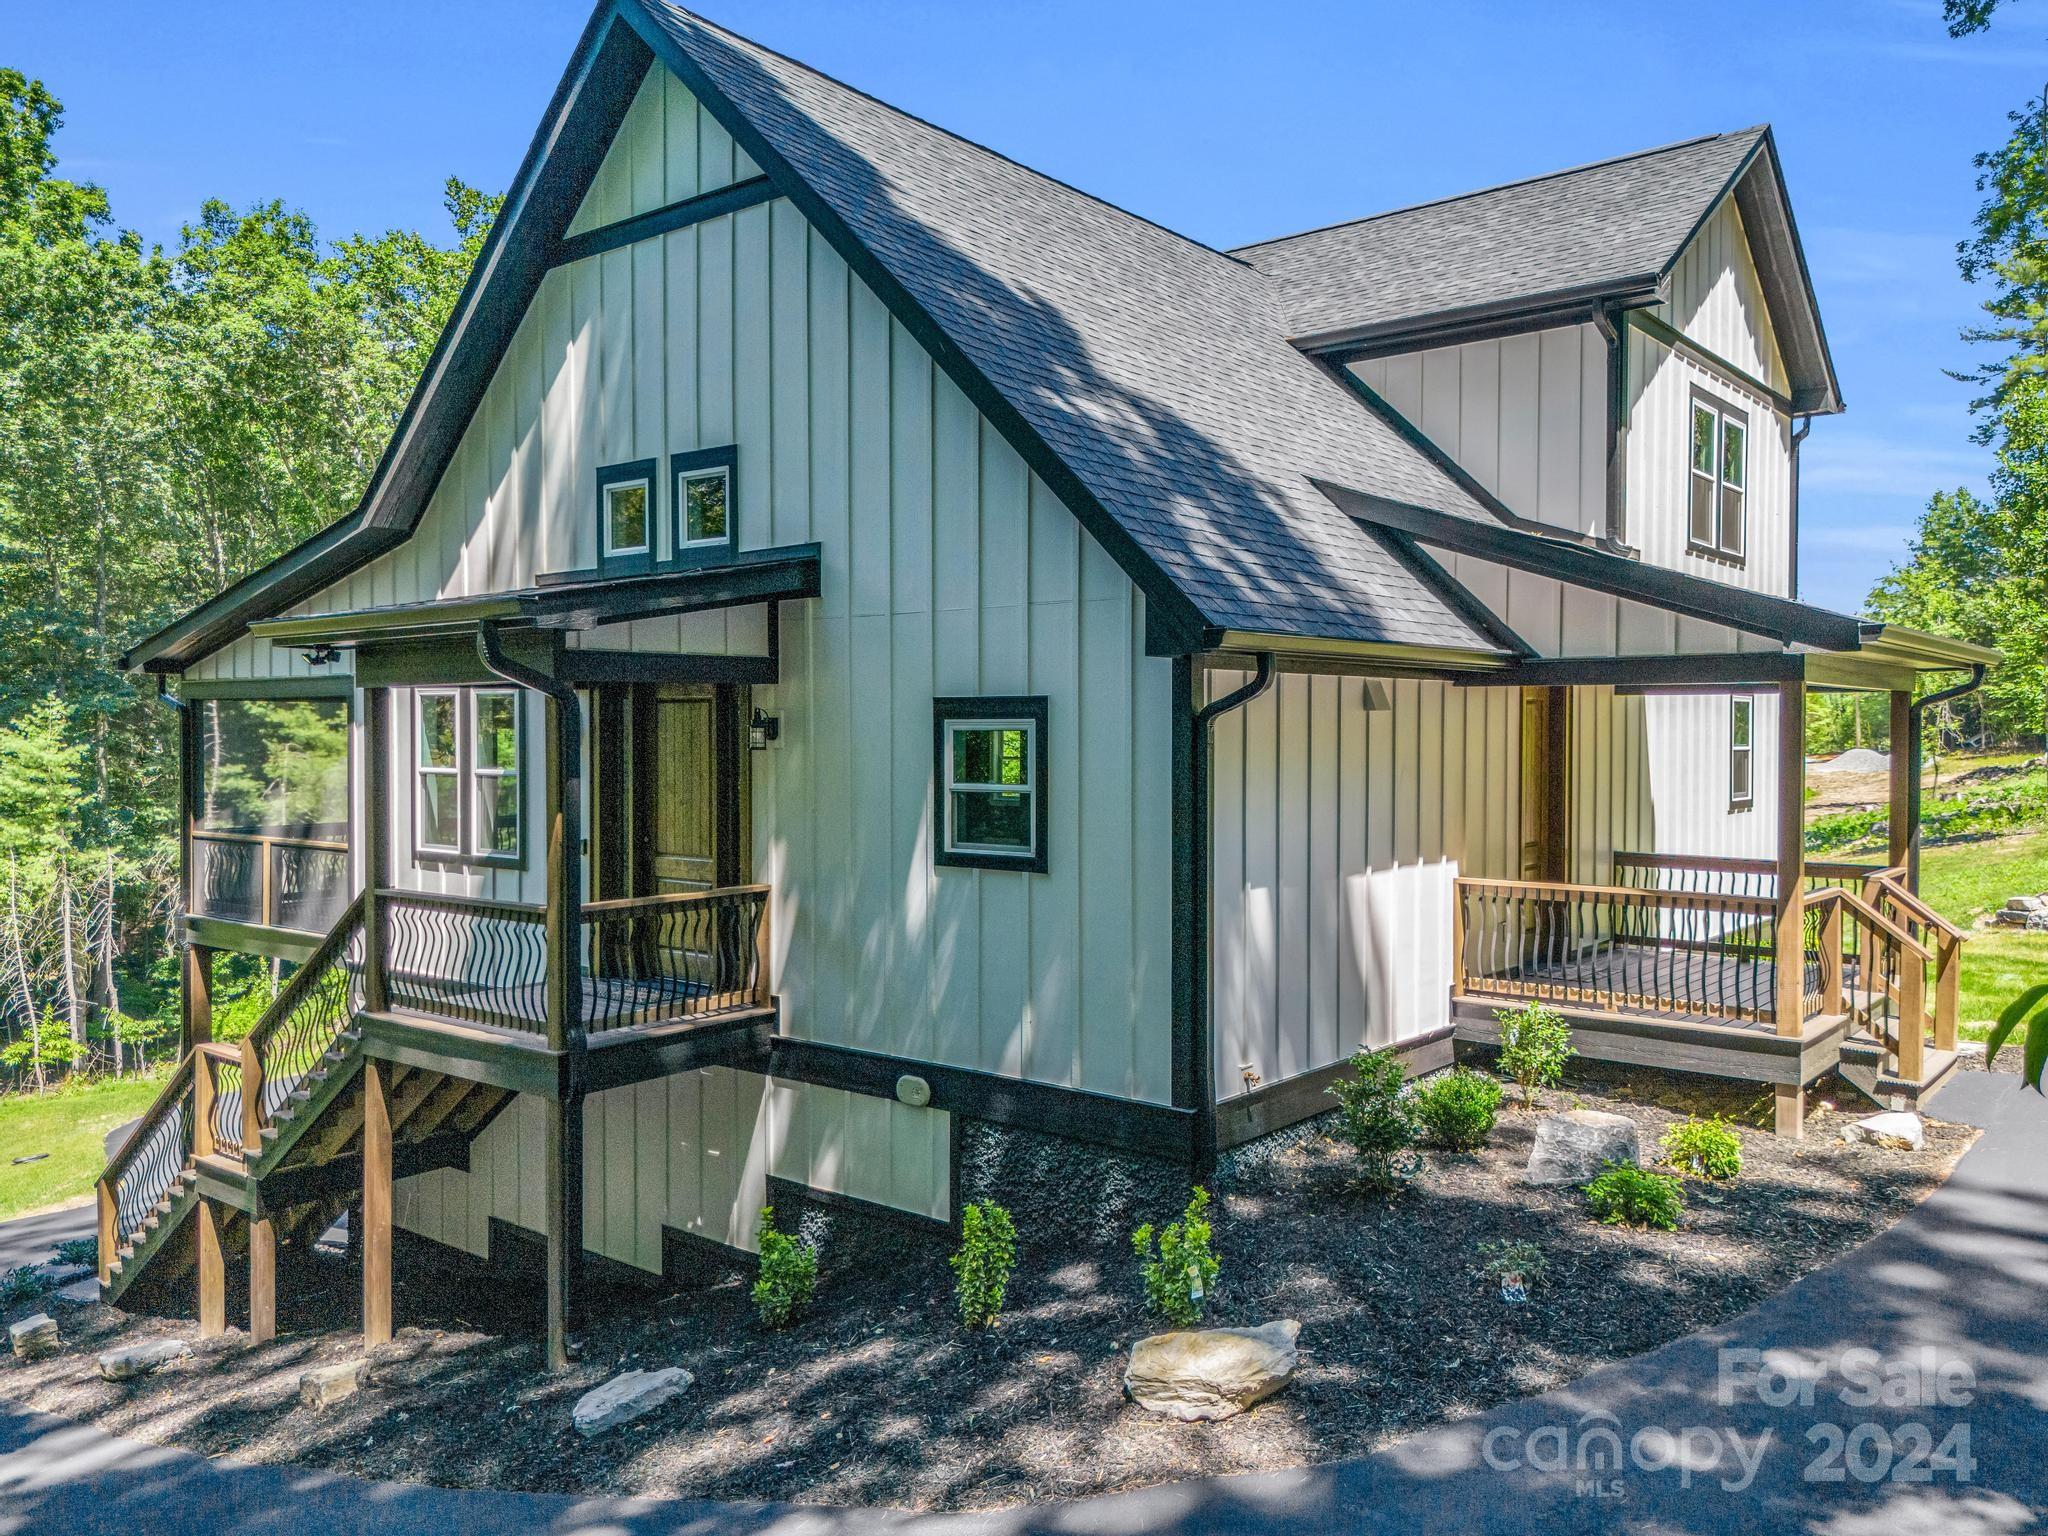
[248,543,820,650]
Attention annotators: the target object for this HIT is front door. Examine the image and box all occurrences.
[1519,687,1557,882]
[649,684,720,894]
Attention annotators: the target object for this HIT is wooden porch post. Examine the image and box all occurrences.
[542,684,585,1372]
[195,1198,225,1340]
[248,1213,276,1346]
[181,945,214,1052]
[1888,689,1913,875]
[1774,676,1808,1138]
[179,691,213,1053]
[362,1057,392,1347]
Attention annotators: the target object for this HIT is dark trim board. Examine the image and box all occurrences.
[1214,1026,1457,1153]
[1634,309,1795,418]
[583,1010,775,1093]
[1465,651,1805,690]
[1296,276,1665,363]
[181,915,323,965]
[558,644,776,686]
[761,1035,1197,1163]
[180,675,356,701]
[359,1010,569,1098]
[552,175,777,267]
[765,1174,952,1241]
[1452,999,1852,1088]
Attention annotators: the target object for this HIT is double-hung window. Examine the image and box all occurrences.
[934,696,1048,873]
[415,687,523,864]
[1729,694,1754,810]
[1688,392,1747,561]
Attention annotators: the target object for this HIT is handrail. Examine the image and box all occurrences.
[101,1051,196,1191]
[374,887,545,918]
[192,829,349,853]
[581,883,773,915]
[1615,850,1776,876]
[1866,875,1968,943]
[244,893,368,1057]
[97,1049,198,1281]
[1457,875,1777,915]
[1803,885,1933,964]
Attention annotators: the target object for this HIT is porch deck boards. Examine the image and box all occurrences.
[1463,942,1826,1030]
[387,971,737,1037]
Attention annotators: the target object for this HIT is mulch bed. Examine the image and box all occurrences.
[1,1063,1975,1512]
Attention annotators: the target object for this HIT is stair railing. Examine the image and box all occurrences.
[1802,885,1937,1081]
[1864,875,1965,1054]
[240,892,368,1152]
[96,1050,198,1284]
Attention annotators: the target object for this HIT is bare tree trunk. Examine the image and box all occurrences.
[7,857,43,1092]
[58,860,83,1069]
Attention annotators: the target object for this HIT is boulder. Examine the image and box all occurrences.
[1125,1320,1300,1422]
[97,1338,191,1381]
[52,1279,99,1308]
[573,1367,694,1437]
[8,1314,57,1361]
[1524,1110,1642,1187]
[299,1359,369,1408]
[1843,1111,1925,1152]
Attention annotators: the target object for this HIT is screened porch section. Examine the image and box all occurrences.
[189,694,352,937]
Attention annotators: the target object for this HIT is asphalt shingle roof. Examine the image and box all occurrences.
[640,2,1509,651]
[1233,130,1766,345]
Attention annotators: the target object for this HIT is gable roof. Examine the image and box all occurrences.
[1233,128,1842,414]
[126,0,1515,673]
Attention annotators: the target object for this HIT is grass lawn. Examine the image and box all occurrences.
[0,1073,168,1222]
[1916,830,2048,1037]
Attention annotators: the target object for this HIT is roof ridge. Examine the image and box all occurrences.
[1229,125,1769,255]
[648,2,1256,272]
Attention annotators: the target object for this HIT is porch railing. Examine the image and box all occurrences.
[192,829,351,934]
[381,891,549,1034]
[582,885,772,1033]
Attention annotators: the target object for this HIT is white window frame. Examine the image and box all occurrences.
[470,688,522,860]
[934,696,1049,873]
[1729,694,1754,810]
[1688,390,1748,562]
[414,689,463,856]
[678,464,731,552]
[601,475,652,559]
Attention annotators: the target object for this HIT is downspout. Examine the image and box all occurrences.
[1904,664,1987,890]
[1185,653,1275,1175]
[1789,416,1812,600]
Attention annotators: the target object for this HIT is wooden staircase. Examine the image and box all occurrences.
[96,896,514,1323]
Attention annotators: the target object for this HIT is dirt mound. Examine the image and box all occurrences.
[1812,748,1890,776]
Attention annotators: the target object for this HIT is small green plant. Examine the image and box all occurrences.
[51,1238,97,1270]
[1584,1165,1685,1230]
[1495,1002,1575,1107]
[750,1207,817,1329]
[950,1201,1017,1329]
[1475,1238,1549,1293]
[1985,982,2048,1092]
[0,1266,49,1306]
[1660,1117,1743,1181]
[1326,1046,1418,1189]
[1132,1187,1221,1327]
[1411,1068,1504,1150]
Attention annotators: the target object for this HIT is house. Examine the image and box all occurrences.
[101,0,1995,1368]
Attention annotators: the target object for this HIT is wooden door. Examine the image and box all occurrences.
[1519,687,1565,883]
[650,684,718,894]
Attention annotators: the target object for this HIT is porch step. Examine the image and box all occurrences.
[1836,1037,1962,1112]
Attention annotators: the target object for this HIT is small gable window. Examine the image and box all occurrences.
[672,445,739,565]
[415,686,524,865]
[1688,392,1747,562]
[934,696,1048,873]
[1729,694,1754,810]
[597,459,657,572]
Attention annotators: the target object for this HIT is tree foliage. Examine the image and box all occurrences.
[0,67,496,1081]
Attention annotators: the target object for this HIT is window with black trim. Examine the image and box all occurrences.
[415,686,524,864]
[1729,694,1754,810]
[934,696,1048,873]
[1688,392,1747,561]
[671,445,738,566]
[596,459,657,576]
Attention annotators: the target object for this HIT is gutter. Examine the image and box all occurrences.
[1790,416,1812,600]
[1903,664,1988,890]
[1186,653,1275,1174]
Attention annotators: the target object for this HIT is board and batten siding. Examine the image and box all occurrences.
[1206,670,1522,1104]
[270,63,1172,1260]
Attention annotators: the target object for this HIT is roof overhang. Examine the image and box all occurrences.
[1802,623,2000,693]
[1293,275,1665,364]
[247,544,821,651]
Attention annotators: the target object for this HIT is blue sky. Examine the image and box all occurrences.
[13,0,2040,613]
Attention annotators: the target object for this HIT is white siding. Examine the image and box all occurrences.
[1658,198,1787,393]
[1207,671,1521,1103]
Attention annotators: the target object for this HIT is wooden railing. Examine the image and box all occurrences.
[1453,876,1782,1025]
[1803,882,1953,1081]
[193,829,351,934]
[582,885,772,1033]
[96,1051,197,1284]
[380,890,549,1033]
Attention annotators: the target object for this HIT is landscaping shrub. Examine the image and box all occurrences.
[1660,1117,1743,1180]
[1132,1186,1221,1327]
[0,1266,48,1306]
[1495,1001,1575,1107]
[1584,1165,1685,1230]
[1326,1046,1417,1190]
[1411,1067,1503,1150]
[1475,1238,1548,1295]
[52,1237,96,1270]
[750,1207,817,1329]
[950,1200,1017,1329]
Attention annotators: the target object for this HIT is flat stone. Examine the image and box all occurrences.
[1524,1110,1642,1186]
[298,1359,369,1409]
[33,1263,91,1288]
[573,1367,694,1437]
[1843,1111,1925,1152]
[8,1314,57,1361]
[1125,1321,1300,1422]
[53,1279,99,1307]
[2003,894,2045,913]
[97,1338,191,1381]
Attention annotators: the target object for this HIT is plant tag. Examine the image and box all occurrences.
[1187,1267,1204,1302]
[1500,1275,1528,1305]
